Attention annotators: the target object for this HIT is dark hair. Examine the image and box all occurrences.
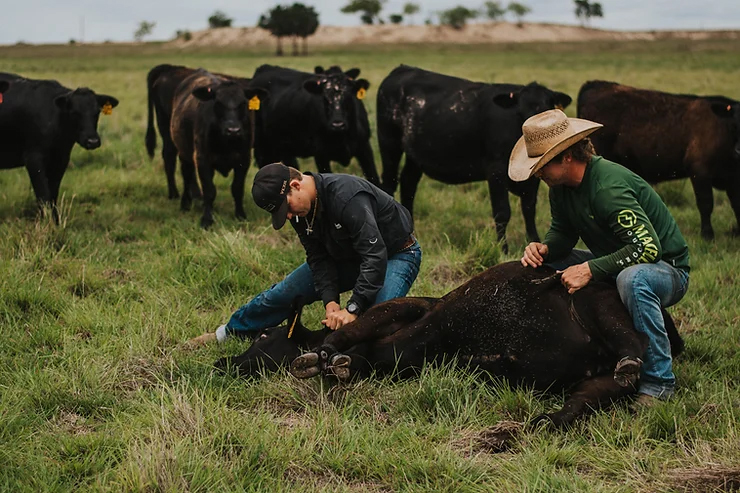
[552,137,596,164]
[288,166,303,181]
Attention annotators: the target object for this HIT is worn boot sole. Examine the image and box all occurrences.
[614,357,642,388]
[290,352,321,379]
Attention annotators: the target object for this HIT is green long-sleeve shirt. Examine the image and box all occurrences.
[544,156,690,280]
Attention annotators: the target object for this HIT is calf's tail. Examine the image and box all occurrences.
[145,68,160,159]
[662,308,684,357]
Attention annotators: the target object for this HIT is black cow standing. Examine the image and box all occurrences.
[146,64,254,201]
[578,80,740,239]
[0,73,118,219]
[217,261,684,427]
[376,65,572,252]
[169,70,267,228]
[249,64,380,186]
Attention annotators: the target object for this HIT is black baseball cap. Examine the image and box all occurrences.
[252,162,291,229]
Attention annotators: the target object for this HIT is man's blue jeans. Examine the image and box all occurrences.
[548,250,689,399]
[226,242,422,335]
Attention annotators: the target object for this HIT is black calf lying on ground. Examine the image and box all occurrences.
[217,261,683,426]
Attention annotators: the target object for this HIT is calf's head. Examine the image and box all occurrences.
[54,88,119,150]
[303,68,369,133]
[492,82,572,124]
[709,99,740,159]
[192,81,268,141]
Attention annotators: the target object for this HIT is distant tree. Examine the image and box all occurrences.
[134,21,156,42]
[439,6,478,30]
[574,0,602,26]
[341,0,386,25]
[290,3,320,56]
[259,6,291,55]
[389,13,404,24]
[506,2,531,26]
[403,2,420,24]
[208,10,233,28]
[484,1,506,21]
[175,29,193,41]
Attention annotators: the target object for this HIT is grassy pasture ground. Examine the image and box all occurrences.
[1,40,739,492]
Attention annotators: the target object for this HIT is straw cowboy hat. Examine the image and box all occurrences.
[508,109,603,182]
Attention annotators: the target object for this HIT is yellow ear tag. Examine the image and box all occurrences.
[102,102,113,115]
[248,96,261,111]
[356,88,366,100]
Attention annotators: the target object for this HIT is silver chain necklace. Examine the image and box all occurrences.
[305,198,318,235]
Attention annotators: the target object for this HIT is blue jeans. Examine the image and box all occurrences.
[226,242,422,335]
[548,250,689,399]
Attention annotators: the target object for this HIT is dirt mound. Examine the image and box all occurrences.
[170,22,740,49]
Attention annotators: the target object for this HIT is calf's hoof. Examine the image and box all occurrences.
[325,353,352,381]
[614,356,642,388]
[291,352,321,379]
[200,216,214,229]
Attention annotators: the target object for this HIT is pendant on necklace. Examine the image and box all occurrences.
[306,223,313,235]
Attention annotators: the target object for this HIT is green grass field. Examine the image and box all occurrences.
[1,40,739,492]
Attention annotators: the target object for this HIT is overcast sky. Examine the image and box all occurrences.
[3,0,740,45]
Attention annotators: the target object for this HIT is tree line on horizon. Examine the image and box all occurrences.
[134,0,603,55]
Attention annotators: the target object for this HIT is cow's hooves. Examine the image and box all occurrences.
[326,353,352,381]
[291,352,321,379]
[200,218,214,229]
[701,230,715,240]
[614,356,642,388]
[235,212,246,220]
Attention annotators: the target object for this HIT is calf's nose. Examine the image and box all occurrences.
[331,121,347,131]
[226,126,242,136]
[85,137,101,149]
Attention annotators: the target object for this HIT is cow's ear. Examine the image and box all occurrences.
[0,81,9,94]
[710,101,736,118]
[192,86,216,101]
[553,91,572,110]
[54,92,71,110]
[244,87,269,107]
[353,78,370,91]
[96,95,119,109]
[345,68,361,80]
[303,78,323,94]
[493,91,519,109]
[314,66,325,74]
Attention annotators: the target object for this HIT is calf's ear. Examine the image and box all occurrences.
[96,95,119,109]
[314,66,325,74]
[492,91,519,109]
[710,101,736,118]
[303,78,323,94]
[54,92,72,110]
[345,68,361,80]
[244,87,269,105]
[192,86,216,101]
[353,78,370,91]
[553,91,572,110]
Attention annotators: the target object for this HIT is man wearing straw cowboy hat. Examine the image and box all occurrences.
[509,109,690,408]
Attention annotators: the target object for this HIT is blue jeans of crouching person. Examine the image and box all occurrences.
[548,249,690,400]
[221,241,422,339]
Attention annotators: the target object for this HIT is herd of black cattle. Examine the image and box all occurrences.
[1,63,738,424]
[1,64,738,241]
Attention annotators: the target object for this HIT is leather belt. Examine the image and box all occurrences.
[398,234,416,252]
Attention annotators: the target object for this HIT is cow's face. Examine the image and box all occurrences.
[492,82,572,122]
[303,72,369,133]
[54,88,119,150]
[710,100,740,159]
[192,82,268,141]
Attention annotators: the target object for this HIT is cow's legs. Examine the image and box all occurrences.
[231,164,248,220]
[47,157,70,223]
[487,174,512,253]
[314,156,332,174]
[179,154,196,212]
[536,375,634,427]
[723,173,740,235]
[355,140,381,187]
[197,161,217,229]
[161,136,180,199]
[377,121,403,195]
[690,175,715,239]
[291,297,436,379]
[509,177,541,243]
[399,157,423,217]
[24,152,54,219]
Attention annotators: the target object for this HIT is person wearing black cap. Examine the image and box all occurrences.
[189,162,421,344]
